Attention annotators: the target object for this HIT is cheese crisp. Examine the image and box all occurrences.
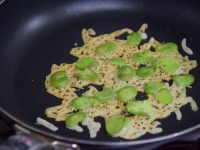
[44,24,198,139]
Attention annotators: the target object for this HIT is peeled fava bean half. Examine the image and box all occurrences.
[105,114,129,135]
[50,71,69,88]
[65,112,87,128]
[77,68,99,82]
[127,32,142,46]
[155,42,178,54]
[117,65,135,81]
[136,66,154,78]
[131,50,152,63]
[116,86,137,102]
[126,100,154,116]
[93,88,115,102]
[108,57,126,67]
[95,42,117,56]
[159,57,179,72]
[156,88,173,104]
[75,57,94,69]
[172,74,194,87]
[147,57,159,69]
[144,81,162,94]
[71,96,98,110]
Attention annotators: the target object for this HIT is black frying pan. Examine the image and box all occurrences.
[0,0,200,149]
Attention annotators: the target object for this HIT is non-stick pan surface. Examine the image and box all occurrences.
[0,0,200,148]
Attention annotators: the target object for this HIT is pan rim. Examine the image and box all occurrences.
[1,106,200,146]
[0,0,200,147]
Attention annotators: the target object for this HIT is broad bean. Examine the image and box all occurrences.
[105,114,129,135]
[136,66,154,78]
[155,42,178,54]
[108,57,125,67]
[144,81,162,94]
[126,100,154,116]
[71,96,98,110]
[95,42,117,56]
[172,74,194,86]
[77,68,99,82]
[117,66,135,81]
[65,112,87,127]
[94,88,115,102]
[50,71,69,88]
[156,88,173,104]
[116,86,137,102]
[147,57,159,69]
[159,57,179,72]
[131,50,152,63]
[75,57,94,69]
[127,32,141,46]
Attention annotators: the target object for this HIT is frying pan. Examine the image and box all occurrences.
[0,0,200,149]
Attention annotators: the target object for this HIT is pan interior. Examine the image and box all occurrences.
[0,0,200,143]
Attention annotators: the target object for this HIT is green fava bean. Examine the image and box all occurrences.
[108,57,126,67]
[147,57,159,69]
[143,50,152,57]
[71,96,98,110]
[94,88,115,102]
[132,52,145,63]
[77,68,99,82]
[132,50,152,63]
[144,81,162,94]
[50,71,69,88]
[117,66,135,81]
[126,100,154,116]
[65,112,87,127]
[75,57,94,69]
[155,42,178,54]
[156,88,173,104]
[116,86,137,102]
[127,32,141,46]
[95,42,117,56]
[105,114,128,135]
[136,66,154,78]
[159,57,179,72]
[172,74,194,86]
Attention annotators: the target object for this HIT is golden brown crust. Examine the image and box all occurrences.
[44,24,197,139]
